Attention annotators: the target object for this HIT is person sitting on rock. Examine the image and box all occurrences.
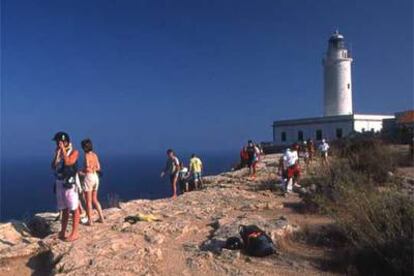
[178,162,190,193]
[161,149,180,199]
[51,132,80,241]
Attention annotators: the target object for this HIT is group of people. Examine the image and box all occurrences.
[161,150,203,199]
[51,131,205,242]
[50,129,330,241]
[239,140,263,178]
[278,139,330,194]
[51,132,104,242]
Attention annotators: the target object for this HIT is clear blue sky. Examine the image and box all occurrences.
[1,0,413,158]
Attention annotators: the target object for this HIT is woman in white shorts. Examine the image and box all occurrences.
[80,139,105,225]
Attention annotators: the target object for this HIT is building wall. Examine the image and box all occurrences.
[272,115,395,145]
[354,119,384,133]
[273,120,354,145]
[353,114,394,133]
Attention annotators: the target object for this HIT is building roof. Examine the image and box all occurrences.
[396,110,414,124]
[273,114,395,127]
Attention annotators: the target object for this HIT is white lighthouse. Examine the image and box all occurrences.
[323,31,353,116]
[272,31,395,146]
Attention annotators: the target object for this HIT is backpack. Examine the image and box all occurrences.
[225,236,243,250]
[56,161,78,189]
[239,225,276,257]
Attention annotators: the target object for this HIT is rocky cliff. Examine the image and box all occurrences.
[0,154,334,276]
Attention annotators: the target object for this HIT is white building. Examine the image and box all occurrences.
[272,31,394,145]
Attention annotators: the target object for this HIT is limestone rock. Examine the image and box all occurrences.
[0,221,41,259]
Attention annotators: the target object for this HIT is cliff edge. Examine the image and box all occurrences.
[0,154,335,276]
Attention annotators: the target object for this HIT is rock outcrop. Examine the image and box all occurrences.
[0,154,327,276]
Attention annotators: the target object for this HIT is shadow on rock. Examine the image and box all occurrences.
[26,250,54,276]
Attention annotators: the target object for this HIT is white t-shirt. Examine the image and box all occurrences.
[283,150,298,167]
[319,142,329,153]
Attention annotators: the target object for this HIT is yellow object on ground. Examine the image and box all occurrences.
[124,213,161,224]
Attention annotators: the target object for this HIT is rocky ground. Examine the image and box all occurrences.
[0,154,359,275]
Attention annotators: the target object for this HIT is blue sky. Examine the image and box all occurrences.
[1,0,413,158]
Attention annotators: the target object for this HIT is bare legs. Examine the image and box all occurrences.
[85,191,93,225]
[171,175,178,199]
[249,162,257,179]
[321,153,329,166]
[58,209,69,239]
[84,190,105,225]
[59,208,80,242]
[92,190,104,223]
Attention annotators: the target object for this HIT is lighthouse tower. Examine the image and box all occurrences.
[323,31,353,116]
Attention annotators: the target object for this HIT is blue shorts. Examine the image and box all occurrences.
[193,172,202,181]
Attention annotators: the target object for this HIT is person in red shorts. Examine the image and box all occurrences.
[288,144,301,189]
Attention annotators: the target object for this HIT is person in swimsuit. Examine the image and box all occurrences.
[161,149,180,199]
[79,139,105,226]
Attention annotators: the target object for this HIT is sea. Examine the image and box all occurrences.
[0,151,238,222]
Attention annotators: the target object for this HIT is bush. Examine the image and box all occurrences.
[331,137,396,183]
[304,138,414,275]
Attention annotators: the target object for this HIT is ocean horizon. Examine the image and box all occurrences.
[0,151,238,222]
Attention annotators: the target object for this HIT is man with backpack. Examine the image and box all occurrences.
[51,132,80,241]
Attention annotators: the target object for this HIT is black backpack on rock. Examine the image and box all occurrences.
[239,225,276,257]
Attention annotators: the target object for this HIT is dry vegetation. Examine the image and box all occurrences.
[302,138,414,275]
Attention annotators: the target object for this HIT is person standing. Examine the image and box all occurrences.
[161,149,180,199]
[246,140,260,179]
[290,144,301,187]
[189,154,203,190]
[302,141,310,168]
[239,147,249,168]
[51,132,80,241]
[278,146,300,194]
[79,139,105,226]
[319,139,330,166]
[307,139,315,163]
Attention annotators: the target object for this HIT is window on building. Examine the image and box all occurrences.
[336,128,343,138]
[281,132,286,142]
[298,131,304,141]
[347,83,350,89]
[316,130,322,141]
